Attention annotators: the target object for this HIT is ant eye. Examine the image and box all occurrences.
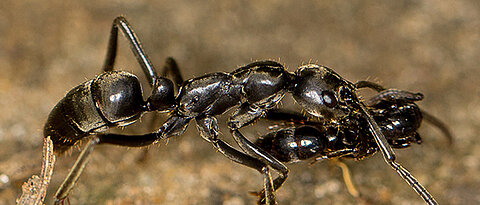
[321,90,337,108]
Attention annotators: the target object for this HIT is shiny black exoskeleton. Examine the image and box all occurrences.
[44,71,146,153]
[45,16,451,205]
[256,89,425,164]
[252,88,452,204]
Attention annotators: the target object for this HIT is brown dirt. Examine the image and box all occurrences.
[1,1,479,204]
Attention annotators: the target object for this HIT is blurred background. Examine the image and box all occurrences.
[1,1,479,204]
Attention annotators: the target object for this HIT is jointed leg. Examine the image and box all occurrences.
[357,103,438,205]
[102,16,159,87]
[313,148,357,163]
[54,137,99,204]
[231,130,288,204]
[264,109,310,124]
[102,17,185,90]
[357,81,442,204]
[55,132,166,202]
[195,116,272,179]
[98,114,191,147]
[53,113,193,202]
[94,114,279,205]
[196,115,277,205]
[229,103,289,204]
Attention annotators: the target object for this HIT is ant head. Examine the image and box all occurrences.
[146,77,176,111]
[292,64,358,119]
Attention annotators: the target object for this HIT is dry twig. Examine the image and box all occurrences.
[16,137,56,205]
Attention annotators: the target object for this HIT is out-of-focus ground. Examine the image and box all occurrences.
[1,1,479,204]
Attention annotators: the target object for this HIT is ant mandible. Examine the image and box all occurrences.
[44,16,450,204]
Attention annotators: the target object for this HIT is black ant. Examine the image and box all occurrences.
[255,88,452,204]
[44,16,451,204]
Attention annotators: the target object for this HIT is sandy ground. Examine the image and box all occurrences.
[1,1,479,204]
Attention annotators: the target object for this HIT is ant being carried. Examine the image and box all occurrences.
[44,16,452,205]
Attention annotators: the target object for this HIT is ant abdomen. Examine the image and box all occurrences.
[255,126,327,163]
[44,71,145,153]
[90,71,145,124]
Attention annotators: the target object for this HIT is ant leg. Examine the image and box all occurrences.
[229,103,289,204]
[215,140,276,205]
[264,109,310,124]
[313,148,356,163]
[102,16,184,157]
[54,137,99,204]
[195,115,276,205]
[357,103,438,205]
[357,81,445,203]
[264,108,337,127]
[214,139,276,205]
[231,130,289,193]
[98,114,191,147]
[97,132,158,147]
[53,115,190,203]
[96,114,279,204]
[102,16,159,87]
